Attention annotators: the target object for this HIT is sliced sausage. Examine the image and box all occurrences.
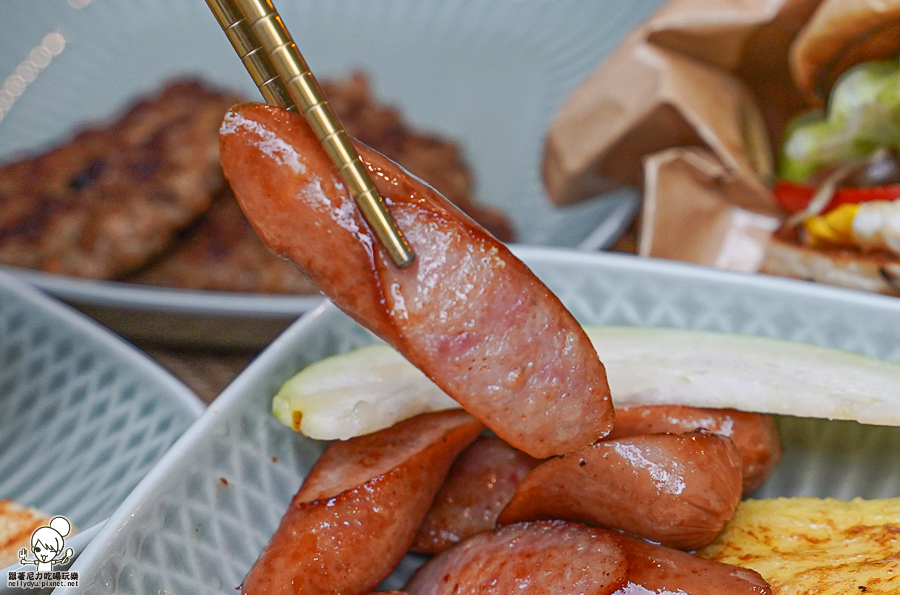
[607,405,783,495]
[496,432,743,550]
[411,435,539,553]
[612,533,771,594]
[219,103,613,458]
[241,410,484,595]
[404,520,627,595]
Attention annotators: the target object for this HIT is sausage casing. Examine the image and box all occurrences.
[405,520,627,595]
[497,431,743,550]
[411,435,539,553]
[607,405,783,494]
[219,103,613,458]
[241,410,483,595]
[613,533,771,594]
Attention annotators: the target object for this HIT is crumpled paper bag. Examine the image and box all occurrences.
[543,0,825,271]
[640,148,779,271]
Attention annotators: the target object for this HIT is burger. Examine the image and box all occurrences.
[761,0,900,296]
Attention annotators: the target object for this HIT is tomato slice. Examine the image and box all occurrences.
[773,180,900,214]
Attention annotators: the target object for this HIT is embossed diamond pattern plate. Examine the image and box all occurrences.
[65,313,369,594]
[0,272,203,587]
[60,248,900,594]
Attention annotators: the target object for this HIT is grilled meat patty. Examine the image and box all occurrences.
[1,74,512,293]
[128,187,318,294]
[0,80,239,279]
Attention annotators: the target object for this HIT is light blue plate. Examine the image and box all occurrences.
[56,246,900,594]
[0,0,659,348]
[0,270,204,594]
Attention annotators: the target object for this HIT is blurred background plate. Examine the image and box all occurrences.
[0,0,661,348]
[0,270,204,593]
[55,246,900,594]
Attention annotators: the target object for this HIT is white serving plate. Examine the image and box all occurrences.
[55,247,900,594]
[0,270,204,594]
[0,0,656,348]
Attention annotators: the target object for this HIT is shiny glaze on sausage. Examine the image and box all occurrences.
[496,431,743,550]
[241,410,483,595]
[411,435,539,554]
[404,520,627,595]
[612,533,771,594]
[219,103,613,459]
[606,405,783,495]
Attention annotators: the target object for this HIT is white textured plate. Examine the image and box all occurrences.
[0,270,204,593]
[0,0,658,348]
[56,247,900,594]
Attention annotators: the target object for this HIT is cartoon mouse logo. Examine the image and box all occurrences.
[18,516,74,572]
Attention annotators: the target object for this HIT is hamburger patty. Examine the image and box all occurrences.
[128,187,318,294]
[129,75,514,293]
[1,75,512,293]
[0,80,240,279]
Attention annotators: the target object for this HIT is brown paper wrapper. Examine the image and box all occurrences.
[645,0,822,140]
[640,148,779,271]
[543,0,830,271]
[543,37,776,205]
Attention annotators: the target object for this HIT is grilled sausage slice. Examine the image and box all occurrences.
[497,432,743,550]
[404,520,627,595]
[612,533,771,594]
[218,103,613,458]
[241,410,483,595]
[411,435,539,553]
[607,405,783,495]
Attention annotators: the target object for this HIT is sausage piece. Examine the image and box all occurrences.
[496,432,743,550]
[612,534,771,594]
[241,410,484,595]
[607,405,783,495]
[404,520,627,595]
[219,104,613,458]
[411,435,539,554]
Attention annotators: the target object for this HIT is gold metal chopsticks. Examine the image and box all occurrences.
[206,0,415,268]
[206,0,294,110]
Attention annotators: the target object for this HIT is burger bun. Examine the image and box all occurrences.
[791,0,900,102]
[761,225,900,296]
